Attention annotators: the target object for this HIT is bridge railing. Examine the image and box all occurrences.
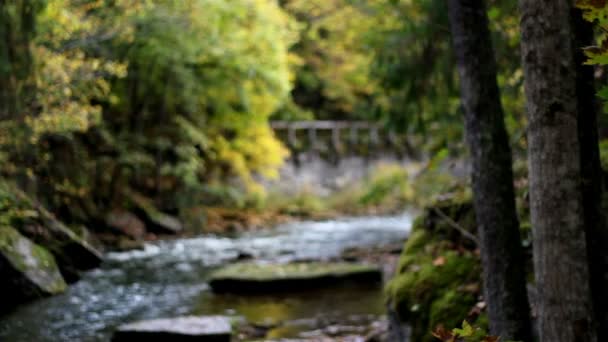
[270,120,407,161]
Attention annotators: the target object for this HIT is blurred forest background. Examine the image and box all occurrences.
[0,0,531,229]
[4,1,608,341]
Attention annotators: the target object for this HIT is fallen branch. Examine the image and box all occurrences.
[432,207,479,246]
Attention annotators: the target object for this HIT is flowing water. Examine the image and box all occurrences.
[0,213,413,341]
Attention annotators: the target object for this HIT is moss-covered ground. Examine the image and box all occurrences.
[385,195,486,342]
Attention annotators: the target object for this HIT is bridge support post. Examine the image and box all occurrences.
[348,127,358,156]
[307,127,318,162]
[308,127,317,151]
[287,126,300,167]
[288,126,297,148]
[370,126,380,146]
[331,127,341,151]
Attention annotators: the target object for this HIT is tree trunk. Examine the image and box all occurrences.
[519,0,597,341]
[0,0,39,120]
[571,6,608,339]
[447,1,532,340]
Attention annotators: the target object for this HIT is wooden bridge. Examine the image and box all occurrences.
[270,121,410,161]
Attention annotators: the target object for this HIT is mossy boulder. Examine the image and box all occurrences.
[209,262,382,293]
[385,196,483,342]
[416,195,477,249]
[126,192,183,235]
[105,209,146,240]
[0,226,67,313]
[0,182,102,283]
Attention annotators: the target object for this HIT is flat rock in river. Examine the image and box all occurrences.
[209,262,382,293]
[112,316,232,342]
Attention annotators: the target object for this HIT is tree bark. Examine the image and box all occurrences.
[0,0,39,120]
[447,1,532,340]
[571,6,608,339]
[519,0,597,341]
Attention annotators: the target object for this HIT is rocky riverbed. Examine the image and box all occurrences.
[0,213,412,341]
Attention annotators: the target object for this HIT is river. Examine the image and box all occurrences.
[0,213,413,341]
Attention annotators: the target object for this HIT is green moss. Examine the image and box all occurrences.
[388,251,478,313]
[475,313,489,332]
[29,243,67,293]
[386,197,483,342]
[411,215,425,230]
[211,262,379,281]
[387,250,480,342]
[128,192,163,221]
[404,227,432,255]
[0,181,40,229]
[429,290,477,335]
[31,243,55,270]
[0,226,67,294]
[0,226,26,269]
[396,228,432,273]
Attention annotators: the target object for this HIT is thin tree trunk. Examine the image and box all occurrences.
[571,6,608,339]
[447,1,532,340]
[519,0,597,341]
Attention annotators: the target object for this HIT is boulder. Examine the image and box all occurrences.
[127,192,183,235]
[0,183,103,283]
[0,226,67,312]
[18,206,103,283]
[209,262,382,294]
[105,209,146,240]
[385,196,482,342]
[112,316,232,342]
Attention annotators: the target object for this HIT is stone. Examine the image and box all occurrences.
[112,316,232,342]
[385,197,482,342]
[209,262,382,294]
[18,207,103,283]
[127,192,183,235]
[105,209,146,240]
[0,226,67,313]
[0,183,103,283]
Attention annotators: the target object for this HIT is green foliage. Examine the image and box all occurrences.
[272,190,327,216]
[357,164,412,207]
[0,0,529,233]
[0,0,297,225]
[578,1,608,114]
[105,0,294,194]
[409,151,467,207]
[0,181,38,228]
[369,0,459,138]
[432,320,519,342]
[278,0,380,120]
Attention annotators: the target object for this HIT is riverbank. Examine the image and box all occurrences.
[0,156,461,317]
[0,213,413,341]
[196,160,459,236]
